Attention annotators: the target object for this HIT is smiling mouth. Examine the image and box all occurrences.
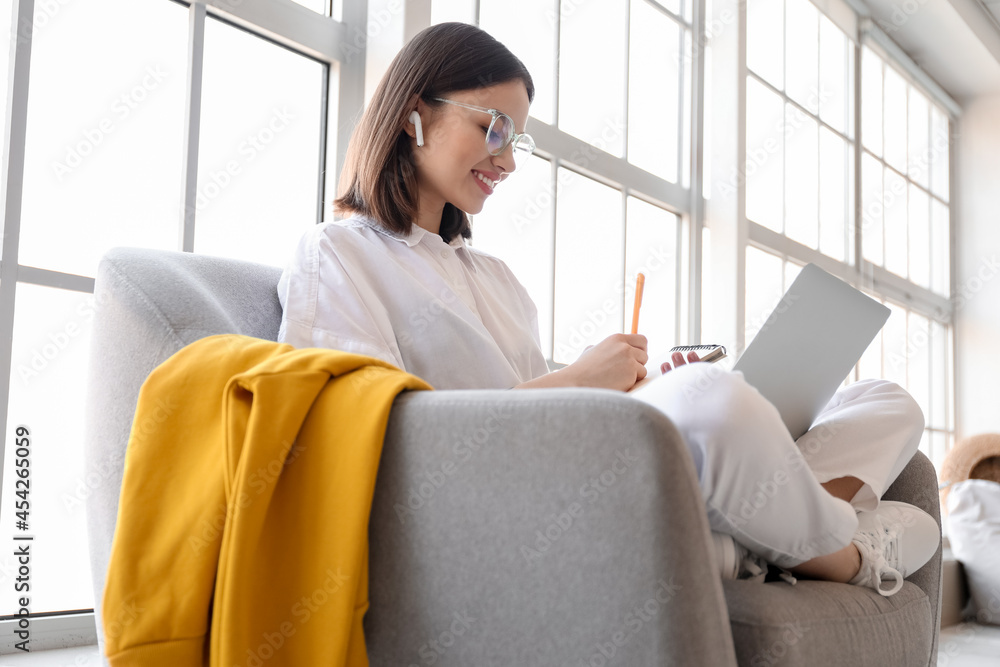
[473,170,496,191]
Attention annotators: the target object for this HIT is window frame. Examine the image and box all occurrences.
[0,0,367,649]
[736,0,957,342]
[733,0,958,464]
[445,0,708,363]
[0,0,962,650]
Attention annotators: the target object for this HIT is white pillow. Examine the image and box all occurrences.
[947,479,1000,626]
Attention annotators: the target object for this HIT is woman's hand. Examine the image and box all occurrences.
[559,333,649,391]
[660,350,701,374]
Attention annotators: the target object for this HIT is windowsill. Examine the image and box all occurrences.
[0,644,101,665]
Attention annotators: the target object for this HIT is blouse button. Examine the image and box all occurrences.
[440,249,449,258]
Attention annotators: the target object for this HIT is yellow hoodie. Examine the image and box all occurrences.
[102,334,432,666]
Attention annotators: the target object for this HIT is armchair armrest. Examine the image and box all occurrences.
[365,388,738,666]
[881,450,945,664]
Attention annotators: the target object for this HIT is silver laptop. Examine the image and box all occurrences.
[733,263,890,440]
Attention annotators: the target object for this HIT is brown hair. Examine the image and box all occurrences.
[334,22,534,243]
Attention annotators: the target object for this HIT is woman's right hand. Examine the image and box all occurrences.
[560,333,649,391]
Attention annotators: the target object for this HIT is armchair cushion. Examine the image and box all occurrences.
[726,580,931,666]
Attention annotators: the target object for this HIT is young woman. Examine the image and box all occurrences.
[277,22,939,596]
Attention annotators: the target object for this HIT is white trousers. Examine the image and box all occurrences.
[631,363,924,568]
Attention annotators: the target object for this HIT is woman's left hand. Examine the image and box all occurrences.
[660,350,701,374]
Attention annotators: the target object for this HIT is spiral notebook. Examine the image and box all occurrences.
[733,263,890,440]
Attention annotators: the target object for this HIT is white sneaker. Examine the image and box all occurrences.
[711,532,768,582]
[848,501,940,597]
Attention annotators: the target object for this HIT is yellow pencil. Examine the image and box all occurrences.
[630,272,645,335]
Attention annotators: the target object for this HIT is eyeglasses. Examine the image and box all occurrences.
[432,97,535,171]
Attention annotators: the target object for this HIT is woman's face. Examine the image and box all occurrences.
[410,80,530,216]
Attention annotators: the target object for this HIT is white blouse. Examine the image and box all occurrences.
[276,215,552,390]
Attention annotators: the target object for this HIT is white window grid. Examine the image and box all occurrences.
[859,44,951,296]
[740,3,956,323]
[0,0,366,647]
[0,0,962,648]
[744,0,856,264]
[740,2,957,467]
[440,0,705,364]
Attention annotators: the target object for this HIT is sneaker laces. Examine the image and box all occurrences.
[737,549,797,586]
[717,536,797,586]
[776,567,798,586]
[851,518,905,597]
[734,544,768,583]
[712,532,769,582]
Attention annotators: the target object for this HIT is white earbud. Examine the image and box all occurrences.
[409,110,424,147]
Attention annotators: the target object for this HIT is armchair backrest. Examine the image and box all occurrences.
[83,247,283,659]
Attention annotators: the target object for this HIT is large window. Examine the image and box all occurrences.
[860,45,950,296]
[745,0,855,263]
[0,0,358,646]
[857,44,953,466]
[194,16,327,266]
[436,0,695,369]
[742,0,955,466]
[0,0,960,651]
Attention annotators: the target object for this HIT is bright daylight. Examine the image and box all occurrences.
[1,0,999,664]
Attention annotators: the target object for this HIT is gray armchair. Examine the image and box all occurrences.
[83,247,943,666]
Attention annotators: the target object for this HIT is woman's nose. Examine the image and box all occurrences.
[491,143,516,175]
